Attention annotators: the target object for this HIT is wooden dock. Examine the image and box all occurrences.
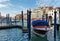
[22,27,28,33]
[0,24,22,29]
[0,24,28,33]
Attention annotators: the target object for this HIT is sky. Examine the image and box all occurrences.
[0,0,60,17]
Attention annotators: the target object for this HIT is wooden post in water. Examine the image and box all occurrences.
[0,12,2,24]
[6,14,10,24]
[46,14,49,40]
[27,9,31,41]
[15,16,16,24]
[54,10,57,41]
[46,14,48,22]
[10,17,12,24]
[21,11,24,32]
[21,11,24,27]
[57,11,60,31]
[56,11,60,31]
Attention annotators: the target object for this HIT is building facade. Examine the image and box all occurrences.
[31,6,53,20]
[31,6,59,21]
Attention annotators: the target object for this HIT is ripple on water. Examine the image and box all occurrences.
[0,28,28,41]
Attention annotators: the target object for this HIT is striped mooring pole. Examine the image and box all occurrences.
[21,11,24,30]
[27,9,31,41]
[54,10,57,41]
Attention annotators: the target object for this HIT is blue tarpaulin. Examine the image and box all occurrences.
[32,20,49,26]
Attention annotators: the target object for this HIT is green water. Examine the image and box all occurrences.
[17,21,60,41]
[57,30,60,41]
[31,27,60,41]
[31,33,48,41]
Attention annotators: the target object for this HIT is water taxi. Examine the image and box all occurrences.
[32,20,50,37]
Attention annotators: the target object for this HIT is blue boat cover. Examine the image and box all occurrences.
[32,20,49,26]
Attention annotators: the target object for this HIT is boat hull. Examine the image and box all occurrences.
[34,29,47,35]
[33,30,47,37]
[32,20,49,37]
[33,26,50,37]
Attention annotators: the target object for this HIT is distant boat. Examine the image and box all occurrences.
[32,20,50,37]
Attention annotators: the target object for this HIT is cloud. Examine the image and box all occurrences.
[36,0,60,7]
[0,0,12,8]
[19,5,33,13]
[7,3,13,7]
[0,4,7,8]
[0,3,13,8]
[0,0,10,2]
[36,0,51,6]
[19,6,28,13]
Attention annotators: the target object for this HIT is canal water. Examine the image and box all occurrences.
[0,20,60,41]
[31,26,60,41]
[0,21,28,41]
[0,28,28,41]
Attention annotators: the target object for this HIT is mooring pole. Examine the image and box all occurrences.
[15,16,16,24]
[46,14,48,22]
[27,9,31,41]
[54,10,57,41]
[10,17,12,25]
[21,11,24,30]
[6,14,10,24]
[56,11,60,31]
[58,11,60,31]
[0,12,2,24]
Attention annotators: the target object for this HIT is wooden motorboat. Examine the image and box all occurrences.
[32,20,50,37]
